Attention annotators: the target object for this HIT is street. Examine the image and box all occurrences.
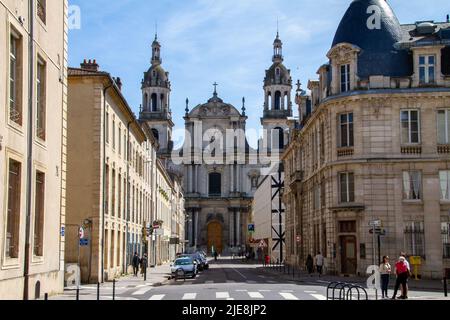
[53,258,449,301]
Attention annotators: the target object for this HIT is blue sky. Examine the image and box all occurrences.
[68,0,449,147]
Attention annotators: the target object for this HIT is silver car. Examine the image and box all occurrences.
[170,257,198,279]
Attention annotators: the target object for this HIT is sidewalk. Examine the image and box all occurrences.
[259,264,447,292]
[51,263,172,300]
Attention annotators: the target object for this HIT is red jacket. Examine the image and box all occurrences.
[396,261,408,275]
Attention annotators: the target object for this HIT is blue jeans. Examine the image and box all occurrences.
[381,274,390,297]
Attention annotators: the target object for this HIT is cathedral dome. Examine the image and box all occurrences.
[265,62,291,86]
[143,64,169,88]
[332,0,412,78]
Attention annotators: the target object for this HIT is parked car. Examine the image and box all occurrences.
[170,257,198,279]
[195,251,209,270]
[178,253,207,271]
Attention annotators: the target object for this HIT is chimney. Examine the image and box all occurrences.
[80,59,99,72]
[115,77,123,91]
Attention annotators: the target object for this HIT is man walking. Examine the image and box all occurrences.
[132,252,140,277]
[315,252,324,277]
[140,254,148,277]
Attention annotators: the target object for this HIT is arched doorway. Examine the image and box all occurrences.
[207,221,223,254]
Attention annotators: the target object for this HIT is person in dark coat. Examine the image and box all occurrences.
[132,252,140,276]
[140,254,148,277]
[306,255,314,276]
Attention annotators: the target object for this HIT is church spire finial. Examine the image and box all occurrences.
[213,82,218,96]
[155,21,158,41]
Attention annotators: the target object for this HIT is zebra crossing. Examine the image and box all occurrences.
[132,289,327,301]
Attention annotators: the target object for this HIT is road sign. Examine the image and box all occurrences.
[78,227,85,239]
[248,224,255,232]
[79,239,89,246]
[369,220,381,227]
[369,228,386,235]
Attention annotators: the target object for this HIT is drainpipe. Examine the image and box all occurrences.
[23,0,35,300]
[101,82,113,283]
[124,120,132,274]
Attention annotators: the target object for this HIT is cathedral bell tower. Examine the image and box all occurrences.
[140,34,174,156]
[261,32,293,152]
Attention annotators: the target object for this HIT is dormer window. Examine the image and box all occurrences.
[340,64,350,93]
[419,55,435,84]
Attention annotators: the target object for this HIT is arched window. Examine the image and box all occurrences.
[151,129,159,142]
[276,68,280,77]
[274,91,282,110]
[209,172,222,196]
[160,94,165,110]
[273,127,284,150]
[143,93,148,111]
[151,93,157,112]
[284,92,288,109]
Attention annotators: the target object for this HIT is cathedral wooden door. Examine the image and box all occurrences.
[207,222,223,254]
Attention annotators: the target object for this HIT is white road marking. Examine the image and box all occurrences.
[281,290,294,293]
[232,268,248,280]
[311,294,327,301]
[132,287,152,295]
[182,293,197,300]
[248,292,264,299]
[236,289,248,292]
[305,291,317,293]
[216,292,230,299]
[148,294,165,300]
[280,292,299,300]
[259,290,271,292]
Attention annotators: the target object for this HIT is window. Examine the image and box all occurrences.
[442,223,450,259]
[151,93,158,112]
[112,119,116,149]
[111,169,116,217]
[9,32,22,125]
[339,113,354,148]
[33,171,45,257]
[6,160,21,258]
[339,221,356,233]
[313,184,321,210]
[118,173,122,219]
[419,55,435,84]
[339,172,355,203]
[404,222,425,258]
[401,110,420,144]
[437,110,450,144]
[105,165,109,215]
[340,64,350,93]
[36,59,46,140]
[118,127,122,155]
[272,127,284,150]
[37,0,46,24]
[439,171,450,200]
[274,91,282,110]
[152,129,159,142]
[105,112,109,143]
[403,171,422,200]
[209,172,222,196]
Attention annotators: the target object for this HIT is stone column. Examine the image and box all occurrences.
[229,210,234,248]
[236,210,241,247]
[194,210,199,248]
[230,166,234,193]
[196,165,200,193]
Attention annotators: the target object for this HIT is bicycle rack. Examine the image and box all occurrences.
[326,281,369,300]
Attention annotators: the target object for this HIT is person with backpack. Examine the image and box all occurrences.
[391,256,409,299]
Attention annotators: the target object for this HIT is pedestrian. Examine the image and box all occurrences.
[132,252,140,277]
[140,253,148,277]
[265,254,270,266]
[379,256,392,299]
[391,256,409,300]
[306,255,314,276]
[399,252,411,298]
[314,252,324,277]
[213,251,218,261]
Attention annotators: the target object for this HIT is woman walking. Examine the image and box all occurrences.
[379,256,392,299]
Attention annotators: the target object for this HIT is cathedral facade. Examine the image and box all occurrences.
[139,32,293,255]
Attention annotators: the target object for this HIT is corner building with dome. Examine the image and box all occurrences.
[283,0,450,278]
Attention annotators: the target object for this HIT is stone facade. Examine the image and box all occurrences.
[0,0,68,299]
[283,1,450,279]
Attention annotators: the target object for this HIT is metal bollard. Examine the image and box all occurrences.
[444,277,448,297]
[76,287,80,301]
[44,293,48,301]
[112,279,116,301]
[97,283,100,301]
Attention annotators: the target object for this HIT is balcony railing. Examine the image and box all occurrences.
[438,144,450,154]
[337,147,354,157]
[401,145,422,154]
